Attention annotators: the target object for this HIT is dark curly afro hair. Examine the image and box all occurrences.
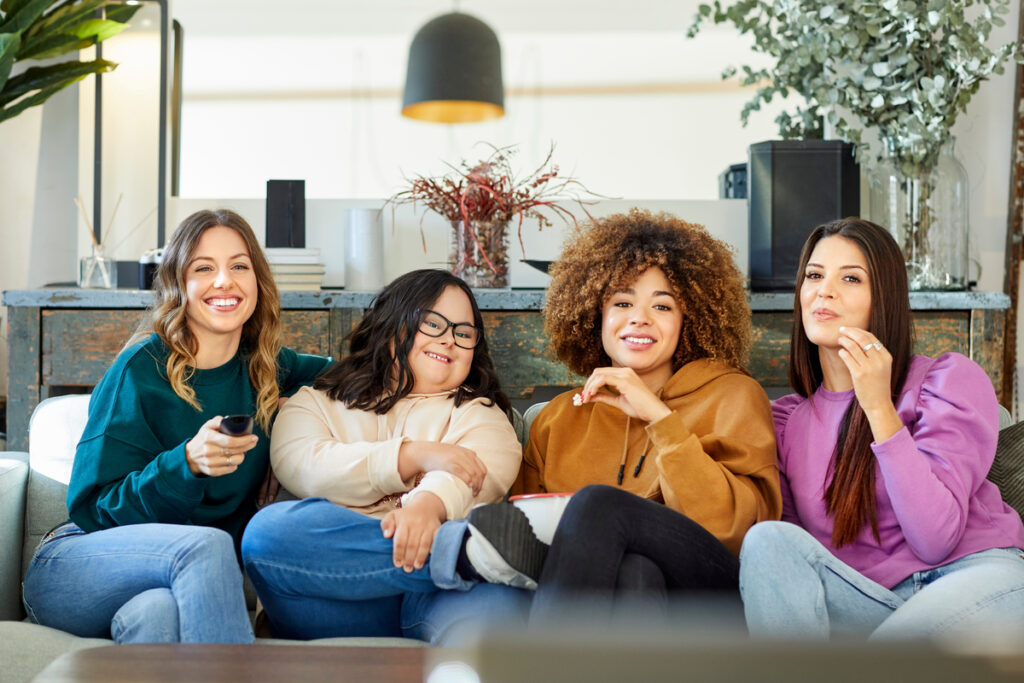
[545,208,751,377]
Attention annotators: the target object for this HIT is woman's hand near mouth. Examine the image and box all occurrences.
[579,366,672,423]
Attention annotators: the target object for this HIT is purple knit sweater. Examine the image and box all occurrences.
[774,352,1024,588]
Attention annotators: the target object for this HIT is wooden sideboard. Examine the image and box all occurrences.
[2,288,1010,451]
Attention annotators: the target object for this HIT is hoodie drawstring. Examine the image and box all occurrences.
[617,415,651,485]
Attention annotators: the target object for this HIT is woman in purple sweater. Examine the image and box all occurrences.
[740,217,1024,640]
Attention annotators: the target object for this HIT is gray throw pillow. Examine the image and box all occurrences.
[989,420,1024,520]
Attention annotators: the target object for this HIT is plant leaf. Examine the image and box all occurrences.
[33,0,140,38]
[0,0,53,36]
[74,17,125,42]
[17,30,91,60]
[0,0,37,20]
[0,76,78,123]
[0,57,114,106]
[105,3,141,23]
[0,31,19,92]
[27,0,107,39]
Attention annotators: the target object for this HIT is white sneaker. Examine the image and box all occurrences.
[466,503,549,590]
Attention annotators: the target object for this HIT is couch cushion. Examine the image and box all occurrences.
[22,395,91,581]
[522,402,548,439]
[0,455,29,621]
[0,621,110,683]
[990,420,1024,521]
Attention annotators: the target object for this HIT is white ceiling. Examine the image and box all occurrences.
[171,0,709,36]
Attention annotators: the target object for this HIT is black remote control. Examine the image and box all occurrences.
[219,414,254,436]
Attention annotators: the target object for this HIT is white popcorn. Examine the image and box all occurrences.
[572,392,583,407]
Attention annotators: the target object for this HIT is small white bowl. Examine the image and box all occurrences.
[509,492,573,545]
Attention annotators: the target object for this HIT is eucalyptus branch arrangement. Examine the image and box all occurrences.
[1,0,141,124]
[688,0,1023,175]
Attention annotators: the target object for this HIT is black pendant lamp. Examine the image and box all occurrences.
[402,12,504,123]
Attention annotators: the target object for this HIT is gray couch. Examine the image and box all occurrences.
[3,393,1019,682]
[0,394,450,683]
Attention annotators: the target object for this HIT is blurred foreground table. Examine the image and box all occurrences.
[31,644,425,683]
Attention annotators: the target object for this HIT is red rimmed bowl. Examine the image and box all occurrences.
[509,492,573,544]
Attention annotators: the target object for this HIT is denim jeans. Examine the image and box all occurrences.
[530,485,740,622]
[740,521,1024,640]
[240,498,530,644]
[22,521,253,643]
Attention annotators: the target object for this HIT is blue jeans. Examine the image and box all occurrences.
[240,498,530,644]
[740,521,1024,640]
[22,521,253,643]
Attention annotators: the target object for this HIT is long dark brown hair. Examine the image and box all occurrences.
[789,217,913,547]
[315,269,510,415]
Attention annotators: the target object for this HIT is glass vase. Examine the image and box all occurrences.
[78,246,117,289]
[868,138,969,290]
[450,219,510,288]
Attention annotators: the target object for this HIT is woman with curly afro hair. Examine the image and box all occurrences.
[459,209,782,618]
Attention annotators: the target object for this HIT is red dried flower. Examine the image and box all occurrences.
[387,143,604,258]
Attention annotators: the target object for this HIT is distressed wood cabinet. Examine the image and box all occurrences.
[3,288,1009,451]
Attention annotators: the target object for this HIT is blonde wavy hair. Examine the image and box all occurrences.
[545,208,751,376]
[128,209,282,431]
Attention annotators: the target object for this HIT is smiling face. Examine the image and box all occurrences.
[600,266,683,390]
[799,235,872,348]
[407,285,476,394]
[184,225,258,355]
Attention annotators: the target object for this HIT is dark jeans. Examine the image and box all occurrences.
[531,484,740,622]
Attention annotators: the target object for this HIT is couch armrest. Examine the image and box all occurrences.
[0,452,29,621]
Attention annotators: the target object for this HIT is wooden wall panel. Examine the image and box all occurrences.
[972,310,1005,400]
[41,310,140,386]
[6,302,1002,452]
[749,312,794,387]
[913,311,969,357]
[42,310,333,385]
[482,312,580,398]
[7,306,40,451]
[280,311,331,356]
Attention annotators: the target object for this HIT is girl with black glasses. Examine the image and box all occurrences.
[241,269,529,643]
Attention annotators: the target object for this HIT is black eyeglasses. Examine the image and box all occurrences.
[417,309,481,349]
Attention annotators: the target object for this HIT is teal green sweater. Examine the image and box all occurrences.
[67,334,331,543]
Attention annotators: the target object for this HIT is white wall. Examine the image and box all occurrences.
[1,1,1020,407]
[167,196,747,291]
[176,29,782,201]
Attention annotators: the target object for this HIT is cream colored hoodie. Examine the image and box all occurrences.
[270,385,522,522]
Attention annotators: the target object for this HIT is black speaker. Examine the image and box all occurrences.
[748,140,859,291]
[266,179,306,248]
[718,163,747,199]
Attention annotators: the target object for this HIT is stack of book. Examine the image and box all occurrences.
[264,247,325,291]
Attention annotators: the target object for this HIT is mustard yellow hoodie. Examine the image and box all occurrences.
[514,359,781,554]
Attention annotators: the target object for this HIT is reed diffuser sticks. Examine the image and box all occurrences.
[74,194,114,289]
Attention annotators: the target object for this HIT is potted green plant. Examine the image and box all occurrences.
[1,0,141,124]
[689,0,1023,289]
[388,143,602,288]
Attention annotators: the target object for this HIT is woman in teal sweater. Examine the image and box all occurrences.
[21,209,330,643]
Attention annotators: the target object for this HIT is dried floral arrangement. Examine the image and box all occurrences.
[687,0,1023,176]
[388,143,602,271]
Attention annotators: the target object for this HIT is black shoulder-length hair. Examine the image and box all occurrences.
[314,268,510,416]
[789,217,914,547]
